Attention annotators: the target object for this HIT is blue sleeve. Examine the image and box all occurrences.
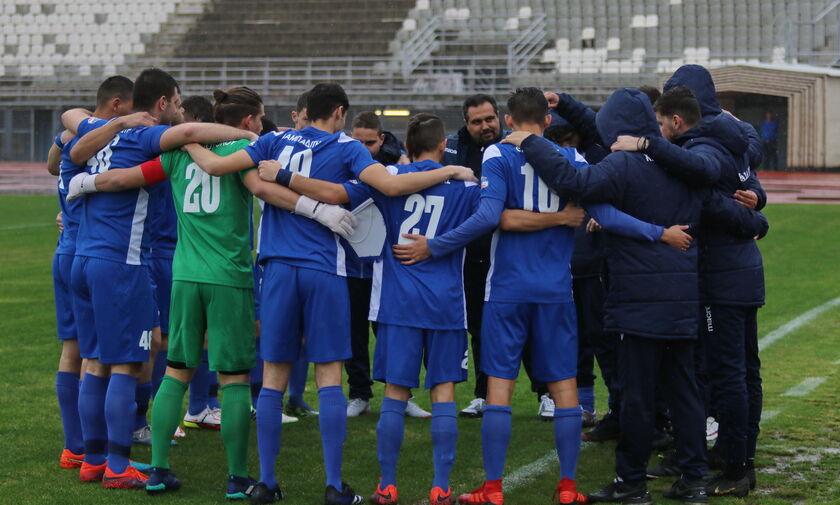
[346,141,378,178]
[585,203,663,242]
[54,132,65,150]
[139,125,171,158]
[741,169,767,211]
[645,136,721,186]
[427,197,503,258]
[343,180,373,210]
[76,117,109,137]
[554,93,605,154]
[702,188,769,239]
[736,120,764,168]
[244,133,274,165]
[520,134,624,204]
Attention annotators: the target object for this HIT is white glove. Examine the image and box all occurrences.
[66,173,99,202]
[294,195,357,239]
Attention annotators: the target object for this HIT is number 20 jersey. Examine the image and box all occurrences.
[369,160,480,330]
[75,117,170,265]
[480,142,587,304]
[244,126,376,276]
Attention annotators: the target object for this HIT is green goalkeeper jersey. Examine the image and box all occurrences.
[161,139,256,289]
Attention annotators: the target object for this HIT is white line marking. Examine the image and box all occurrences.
[0,223,54,231]
[758,296,840,351]
[782,377,827,397]
[760,409,781,423]
[833,358,840,365]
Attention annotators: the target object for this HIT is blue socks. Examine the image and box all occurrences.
[189,356,211,416]
[554,407,582,480]
[256,388,284,489]
[482,405,512,481]
[318,386,347,489]
[135,381,152,430]
[376,397,407,488]
[578,386,595,413]
[105,373,137,473]
[431,402,458,489]
[287,354,309,407]
[78,373,108,465]
[152,349,167,396]
[56,371,84,455]
[208,373,220,410]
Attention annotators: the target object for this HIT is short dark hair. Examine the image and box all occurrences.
[405,113,446,160]
[132,68,180,112]
[462,93,498,121]
[260,116,278,135]
[654,85,701,128]
[295,91,310,113]
[637,85,661,105]
[306,83,349,122]
[544,125,578,147]
[95,75,133,108]
[351,111,382,133]
[212,86,263,127]
[507,87,549,126]
[181,95,214,123]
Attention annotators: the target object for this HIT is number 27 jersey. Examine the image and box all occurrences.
[481,142,587,304]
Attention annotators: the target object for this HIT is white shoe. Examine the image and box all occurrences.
[183,406,221,430]
[459,397,485,418]
[582,408,598,427]
[405,398,432,418]
[282,413,299,424]
[538,394,555,421]
[706,416,719,442]
[173,426,186,438]
[346,398,370,417]
[132,425,152,445]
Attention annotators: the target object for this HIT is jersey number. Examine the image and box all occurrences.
[397,194,445,244]
[87,135,120,174]
[276,146,313,177]
[138,330,151,351]
[520,163,560,212]
[183,163,221,213]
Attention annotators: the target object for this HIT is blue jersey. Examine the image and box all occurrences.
[147,179,177,259]
[481,142,587,303]
[74,117,170,265]
[369,160,480,330]
[244,126,376,275]
[55,132,85,256]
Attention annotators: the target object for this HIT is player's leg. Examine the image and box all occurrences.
[132,325,159,444]
[572,277,599,425]
[461,258,489,417]
[743,308,762,489]
[426,328,468,505]
[532,302,585,504]
[369,323,420,504]
[300,267,362,504]
[252,261,300,502]
[460,302,527,505]
[345,275,374,416]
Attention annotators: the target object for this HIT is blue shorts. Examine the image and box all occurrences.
[259,261,350,363]
[481,301,578,383]
[149,257,173,333]
[71,256,154,364]
[373,323,468,389]
[53,253,77,341]
[253,262,264,321]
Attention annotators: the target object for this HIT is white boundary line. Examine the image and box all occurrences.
[0,223,54,231]
[781,377,827,397]
[758,296,840,351]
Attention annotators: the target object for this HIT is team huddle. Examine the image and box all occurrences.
[49,64,768,505]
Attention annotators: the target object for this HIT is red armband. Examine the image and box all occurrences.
[141,157,167,185]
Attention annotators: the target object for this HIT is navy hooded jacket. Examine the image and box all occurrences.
[518,88,702,340]
[374,130,405,166]
[662,65,766,306]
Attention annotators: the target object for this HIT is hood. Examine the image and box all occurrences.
[595,88,661,147]
[675,113,748,157]
[374,130,405,165]
[548,110,572,129]
[664,64,722,117]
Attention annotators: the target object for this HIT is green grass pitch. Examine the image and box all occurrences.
[1,195,839,504]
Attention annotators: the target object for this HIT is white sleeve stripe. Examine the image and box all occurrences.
[482,144,502,162]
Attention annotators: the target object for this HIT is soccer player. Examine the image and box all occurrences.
[366,113,480,505]
[59,68,262,489]
[66,85,356,498]
[185,82,475,504]
[51,75,137,470]
[392,88,694,505]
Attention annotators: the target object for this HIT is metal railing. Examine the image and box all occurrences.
[507,14,548,77]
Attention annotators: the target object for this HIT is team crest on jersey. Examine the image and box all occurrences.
[480,176,489,188]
